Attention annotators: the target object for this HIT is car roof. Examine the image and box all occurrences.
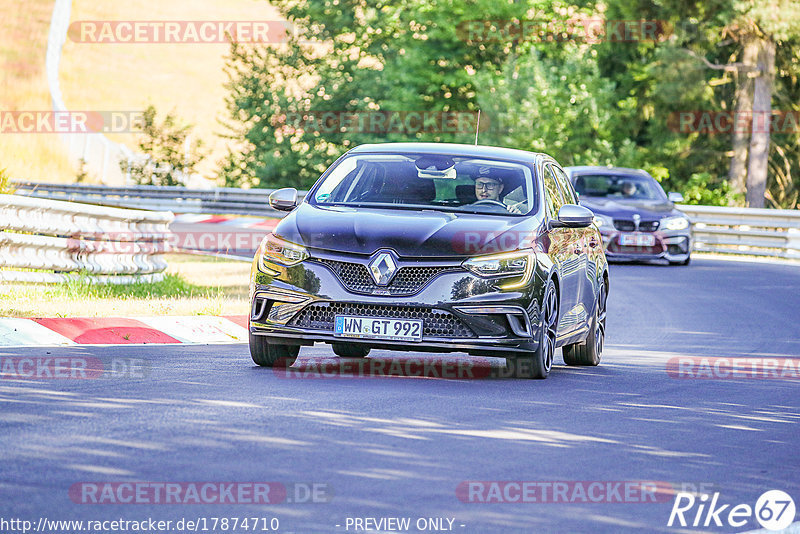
[348,142,547,164]
[564,166,652,177]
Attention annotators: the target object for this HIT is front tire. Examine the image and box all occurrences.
[249,333,299,367]
[669,254,691,266]
[508,278,558,379]
[563,280,606,366]
[332,343,371,358]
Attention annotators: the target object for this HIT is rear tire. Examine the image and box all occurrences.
[332,343,371,358]
[249,333,299,367]
[508,278,558,379]
[563,280,606,366]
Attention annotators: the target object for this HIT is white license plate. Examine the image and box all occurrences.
[334,315,423,342]
[619,233,655,246]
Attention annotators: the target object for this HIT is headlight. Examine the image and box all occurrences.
[662,216,690,231]
[593,214,612,228]
[462,249,535,289]
[258,233,309,272]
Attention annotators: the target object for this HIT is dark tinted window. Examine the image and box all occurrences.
[311,154,537,216]
[572,173,667,201]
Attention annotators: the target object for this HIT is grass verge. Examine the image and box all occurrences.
[0,254,251,318]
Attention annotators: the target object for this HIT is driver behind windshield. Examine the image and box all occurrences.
[474,173,504,202]
[471,168,526,213]
[620,181,637,197]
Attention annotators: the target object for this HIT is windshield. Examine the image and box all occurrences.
[572,173,667,201]
[309,153,536,216]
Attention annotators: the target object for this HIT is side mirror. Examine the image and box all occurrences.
[668,192,684,203]
[550,204,594,229]
[269,188,298,211]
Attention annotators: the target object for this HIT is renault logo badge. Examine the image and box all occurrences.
[368,252,397,286]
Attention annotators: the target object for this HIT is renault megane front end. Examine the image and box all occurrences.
[249,143,609,379]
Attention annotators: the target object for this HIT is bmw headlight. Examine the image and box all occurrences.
[258,233,309,272]
[592,214,613,229]
[462,249,535,289]
[662,216,690,231]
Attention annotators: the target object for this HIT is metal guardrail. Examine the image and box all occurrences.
[680,205,800,260]
[9,182,800,261]
[12,181,293,216]
[0,194,174,284]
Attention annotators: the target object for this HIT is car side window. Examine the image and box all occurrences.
[552,165,578,205]
[542,164,565,220]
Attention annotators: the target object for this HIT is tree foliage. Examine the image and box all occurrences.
[124,106,205,187]
[220,0,799,207]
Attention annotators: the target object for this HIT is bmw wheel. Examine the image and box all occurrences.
[669,255,691,266]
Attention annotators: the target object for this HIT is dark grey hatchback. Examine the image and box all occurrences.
[249,143,609,378]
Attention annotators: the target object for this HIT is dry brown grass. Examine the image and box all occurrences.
[3,0,281,184]
[59,0,282,183]
[0,0,75,183]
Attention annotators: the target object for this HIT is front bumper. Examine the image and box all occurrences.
[249,253,544,356]
[599,229,692,262]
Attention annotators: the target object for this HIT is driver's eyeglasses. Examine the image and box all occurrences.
[475,182,500,191]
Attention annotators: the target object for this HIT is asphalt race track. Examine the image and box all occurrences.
[1,257,798,533]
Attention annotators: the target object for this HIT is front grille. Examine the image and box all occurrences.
[668,239,689,255]
[613,220,636,232]
[638,220,659,232]
[289,302,476,338]
[608,241,665,255]
[313,258,458,295]
[613,219,659,232]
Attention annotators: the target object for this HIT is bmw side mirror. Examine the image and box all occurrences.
[668,192,684,203]
[550,204,594,229]
[269,188,298,211]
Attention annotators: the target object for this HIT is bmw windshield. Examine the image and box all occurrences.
[309,153,537,216]
[573,174,667,201]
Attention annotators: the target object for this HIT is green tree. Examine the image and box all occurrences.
[0,167,14,194]
[219,0,554,189]
[477,45,616,166]
[123,106,205,187]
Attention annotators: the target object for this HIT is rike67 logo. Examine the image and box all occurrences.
[668,490,796,531]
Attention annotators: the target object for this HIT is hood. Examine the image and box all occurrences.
[274,203,537,258]
[579,197,678,219]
